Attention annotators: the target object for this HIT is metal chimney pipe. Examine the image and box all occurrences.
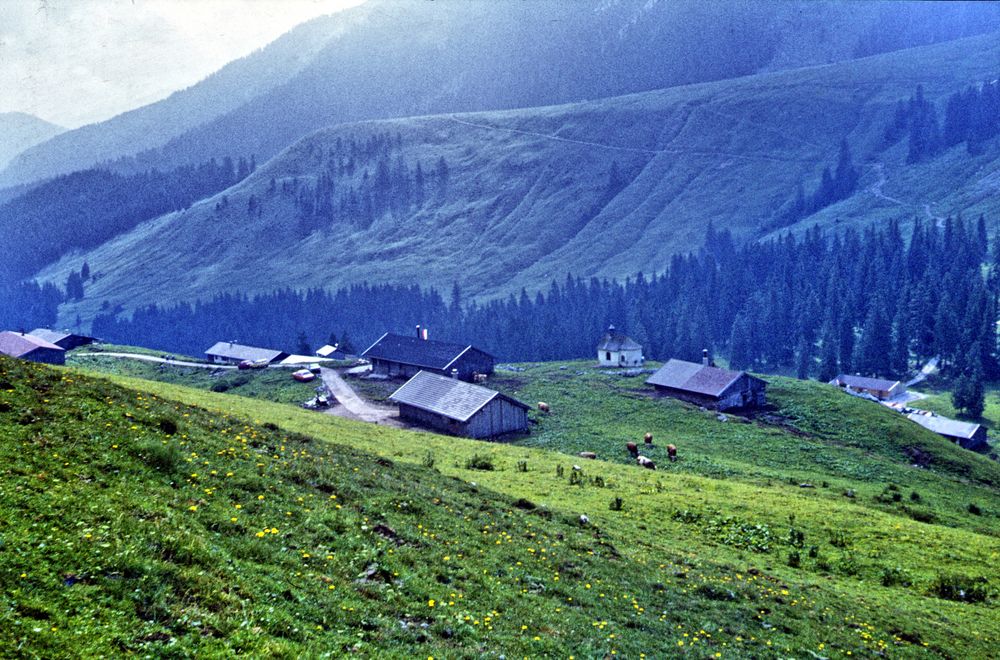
[416,324,421,339]
[702,349,709,366]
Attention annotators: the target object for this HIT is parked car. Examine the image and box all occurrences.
[238,359,254,370]
[292,369,316,382]
[308,363,322,374]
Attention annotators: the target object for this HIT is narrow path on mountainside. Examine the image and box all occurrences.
[866,162,946,227]
[448,116,814,163]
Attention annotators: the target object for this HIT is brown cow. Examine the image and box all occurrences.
[626,442,639,457]
[644,432,653,445]
[637,455,656,470]
[667,444,677,462]
[537,402,550,413]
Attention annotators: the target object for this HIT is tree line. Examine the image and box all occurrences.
[0,155,256,281]
[92,215,997,397]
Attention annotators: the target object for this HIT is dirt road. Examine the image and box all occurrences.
[319,367,401,426]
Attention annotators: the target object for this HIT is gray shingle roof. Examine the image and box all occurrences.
[646,359,745,397]
[389,370,527,422]
[597,326,642,352]
[362,333,492,371]
[906,411,982,440]
[832,374,900,392]
[205,342,286,363]
[0,331,64,358]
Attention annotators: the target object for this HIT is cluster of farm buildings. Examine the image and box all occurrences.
[0,325,987,450]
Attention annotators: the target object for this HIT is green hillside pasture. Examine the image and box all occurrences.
[66,352,319,406]
[0,357,863,657]
[494,363,999,533]
[84,368,1000,657]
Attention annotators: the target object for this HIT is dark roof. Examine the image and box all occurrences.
[645,359,750,397]
[361,333,492,371]
[907,411,982,440]
[389,370,527,422]
[597,325,642,352]
[832,374,900,391]
[0,331,64,358]
[205,342,286,363]
[30,329,80,344]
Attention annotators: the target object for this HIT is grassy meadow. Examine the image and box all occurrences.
[42,354,999,656]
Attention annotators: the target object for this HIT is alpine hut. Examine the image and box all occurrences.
[646,353,766,411]
[28,329,96,351]
[596,325,644,367]
[204,341,288,365]
[362,327,494,381]
[389,370,529,438]
[830,374,905,400]
[906,411,988,450]
[0,331,66,365]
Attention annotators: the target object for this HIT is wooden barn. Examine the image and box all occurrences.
[0,331,66,365]
[204,341,288,365]
[389,370,529,439]
[362,331,494,381]
[646,357,766,411]
[906,411,988,450]
[596,324,644,367]
[29,328,96,351]
[830,374,905,400]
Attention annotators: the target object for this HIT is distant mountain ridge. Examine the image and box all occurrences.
[4,0,999,190]
[0,113,63,170]
[37,30,1000,327]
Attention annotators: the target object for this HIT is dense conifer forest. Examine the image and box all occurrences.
[90,216,997,389]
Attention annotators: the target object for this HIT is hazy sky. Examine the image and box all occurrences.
[0,0,365,128]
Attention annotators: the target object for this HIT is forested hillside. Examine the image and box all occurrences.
[94,215,998,400]
[0,157,257,282]
[35,30,1000,328]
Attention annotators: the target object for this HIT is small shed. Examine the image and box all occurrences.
[596,325,644,367]
[316,344,351,360]
[204,341,288,365]
[906,411,988,450]
[29,328,96,351]
[831,374,905,400]
[646,358,766,411]
[0,331,66,365]
[390,370,529,439]
[361,332,494,381]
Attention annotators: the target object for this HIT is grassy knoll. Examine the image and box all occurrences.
[74,343,205,361]
[66,351,319,406]
[492,362,999,530]
[2,356,811,657]
[72,363,1000,657]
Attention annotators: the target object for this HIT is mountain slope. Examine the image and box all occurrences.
[5,0,998,191]
[70,358,1000,657]
[39,31,1000,324]
[0,10,350,189]
[0,113,63,170]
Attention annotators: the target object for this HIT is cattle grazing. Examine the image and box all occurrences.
[626,442,639,457]
[637,455,656,470]
[473,373,488,384]
[667,444,677,462]
[537,402,550,413]
[644,432,653,445]
[578,451,597,460]
[579,514,590,525]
